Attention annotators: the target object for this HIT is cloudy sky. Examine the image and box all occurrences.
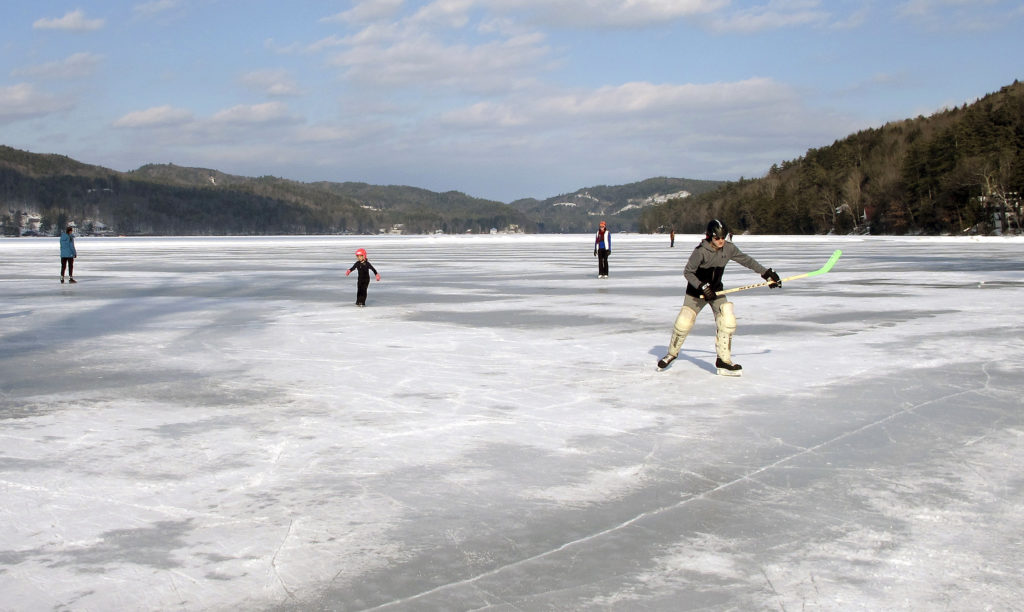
[2,1,1022,202]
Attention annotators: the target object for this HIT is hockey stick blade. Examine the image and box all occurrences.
[704,249,842,297]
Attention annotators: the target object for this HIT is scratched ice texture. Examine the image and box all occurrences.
[1,234,1022,611]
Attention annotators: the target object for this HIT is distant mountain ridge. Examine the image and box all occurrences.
[509,177,724,232]
[126,163,725,232]
[0,146,716,235]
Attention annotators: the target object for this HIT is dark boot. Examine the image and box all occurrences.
[715,357,742,376]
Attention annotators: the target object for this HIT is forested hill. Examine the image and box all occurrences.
[510,177,724,232]
[0,150,535,236]
[0,146,713,235]
[641,80,1024,236]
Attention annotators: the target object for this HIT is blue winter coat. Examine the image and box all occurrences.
[60,232,77,258]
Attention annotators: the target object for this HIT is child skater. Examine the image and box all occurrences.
[345,248,381,306]
[60,226,78,283]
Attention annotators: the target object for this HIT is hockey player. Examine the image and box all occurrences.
[657,219,782,375]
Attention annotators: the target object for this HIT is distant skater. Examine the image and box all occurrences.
[59,226,77,283]
[346,248,380,306]
[670,229,675,247]
[657,219,781,375]
[594,220,611,278]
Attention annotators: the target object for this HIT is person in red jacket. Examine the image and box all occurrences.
[594,220,611,278]
[345,248,380,306]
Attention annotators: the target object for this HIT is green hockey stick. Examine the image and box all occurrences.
[701,249,843,298]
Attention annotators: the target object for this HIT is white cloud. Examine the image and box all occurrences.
[508,0,730,27]
[830,6,869,29]
[0,83,72,123]
[409,0,478,28]
[133,0,182,18]
[320,0,844,32]
[441,78,795,127]
[111,103,299,151]
[321,0,406,24]
[706,1,831,32]
[33,9,106,31]
[239,70,303,97]
[12,53,104,80]
[305,35,349,53]
[396,0,732,29]
[899,0,962,18]
[265,35,347,55]
[210,102,296,125]
[112,105,194,128]
[327,27,551,93]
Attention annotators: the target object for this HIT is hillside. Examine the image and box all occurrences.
[510,177,725,232]
[0,152,537,236]
[0,146,713,235]
[0,154,361,236]
[641,80,1024,236]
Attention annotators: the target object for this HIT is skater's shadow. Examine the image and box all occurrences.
[649,345,716,374]
[649,346,770,375]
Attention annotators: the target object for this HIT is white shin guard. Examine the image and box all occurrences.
[715,302,737,363]
[668,306,697,356]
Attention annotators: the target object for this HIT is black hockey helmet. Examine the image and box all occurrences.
[705,219,730,240]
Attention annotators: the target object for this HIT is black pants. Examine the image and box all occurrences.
[597,249,610,276]
[356,280,369,305]
[61,257,74,277]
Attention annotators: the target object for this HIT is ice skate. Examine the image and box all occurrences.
[715,357,742,376]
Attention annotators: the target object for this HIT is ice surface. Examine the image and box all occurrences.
[1,234,1023,611]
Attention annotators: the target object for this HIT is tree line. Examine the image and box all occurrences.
[0,153,536,236]
[641,81,1024,236]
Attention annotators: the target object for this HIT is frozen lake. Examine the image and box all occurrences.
[1,234,1023,611]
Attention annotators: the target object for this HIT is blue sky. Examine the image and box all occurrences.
[2,1,1022,202]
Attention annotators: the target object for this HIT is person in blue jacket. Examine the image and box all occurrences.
[345,248,380,306]
[594,220,611,278]
[59,226,77,283]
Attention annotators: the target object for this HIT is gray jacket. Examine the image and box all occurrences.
[683,239,767,297]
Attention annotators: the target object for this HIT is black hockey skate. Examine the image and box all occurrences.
[657,354,676,370]
[715,357,742,376]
